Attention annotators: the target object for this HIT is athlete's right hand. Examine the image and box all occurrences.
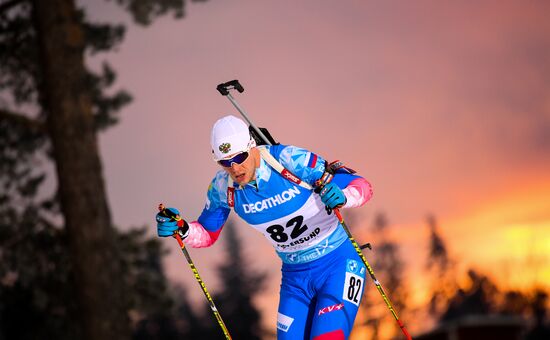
[156,207,190,238]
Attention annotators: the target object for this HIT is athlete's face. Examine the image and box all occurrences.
[220,147,260,185]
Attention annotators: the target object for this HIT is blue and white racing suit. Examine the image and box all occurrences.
[188,144,373,339]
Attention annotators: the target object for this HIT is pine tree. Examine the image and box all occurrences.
[360,212,408,340]
[423,216,550,336]
[425,215,459,317]
[0,1,203,338]
[213,220,268,340]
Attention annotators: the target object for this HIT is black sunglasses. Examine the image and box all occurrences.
[217,151,250,167]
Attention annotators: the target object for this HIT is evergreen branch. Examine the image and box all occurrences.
[0,0,26,15]
[0,108,45,132]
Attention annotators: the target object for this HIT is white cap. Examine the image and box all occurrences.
[210,115,256,161]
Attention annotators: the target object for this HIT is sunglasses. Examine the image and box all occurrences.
[217,151,250,167]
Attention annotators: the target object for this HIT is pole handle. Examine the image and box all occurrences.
[158,203,180,220]
[217,80,244,96]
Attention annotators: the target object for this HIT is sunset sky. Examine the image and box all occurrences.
[81,0,550,337]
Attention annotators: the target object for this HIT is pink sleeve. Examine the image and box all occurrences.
[342,178,373,208]
[184,221,222,248]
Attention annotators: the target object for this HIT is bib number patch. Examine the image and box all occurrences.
[266,215,308,243]
[342,259,364,306]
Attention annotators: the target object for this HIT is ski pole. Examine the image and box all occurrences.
[333,208,412,340]
[158,204,232,340]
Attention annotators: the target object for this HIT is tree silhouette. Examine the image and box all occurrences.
[440,269,499,321]
[525,290,550,340]
[0,221,211,340]
[500,290,531,316]
[0,210,80,340]
[213,219,268,340]
[132,282,208,340]
[359,212,408,340]
[0,0,204,338]
[425,215,459,317]
[421,216,550,339]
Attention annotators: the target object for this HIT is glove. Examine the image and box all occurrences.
[319,182,347,209]
[156,207,190,238]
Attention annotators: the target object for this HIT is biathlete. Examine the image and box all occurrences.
[156,115,373,339]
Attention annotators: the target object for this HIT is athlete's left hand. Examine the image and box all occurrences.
[319,182,347,209]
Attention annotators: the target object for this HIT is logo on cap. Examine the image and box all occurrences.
[219,143,231,154]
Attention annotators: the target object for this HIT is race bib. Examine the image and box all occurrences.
[342,259,365,306]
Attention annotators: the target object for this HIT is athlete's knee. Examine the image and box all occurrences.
[312,329,345,340]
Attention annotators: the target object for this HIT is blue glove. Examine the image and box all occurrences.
[156,207,190,238]
[319,182,347,209]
